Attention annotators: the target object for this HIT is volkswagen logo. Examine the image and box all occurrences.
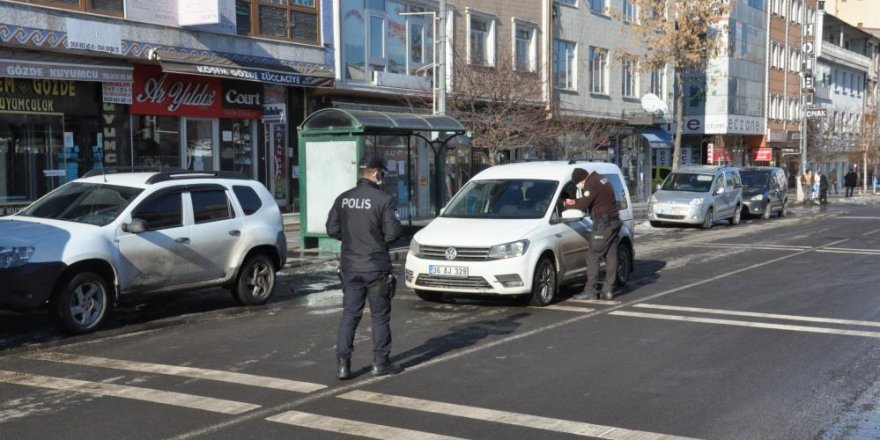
[445,247,458,260]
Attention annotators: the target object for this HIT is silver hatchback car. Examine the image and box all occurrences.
[648,165,743,229]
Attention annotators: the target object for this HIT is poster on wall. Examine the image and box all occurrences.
[267,123,288,205]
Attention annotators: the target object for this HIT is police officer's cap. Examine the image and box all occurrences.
[359,152,388,171]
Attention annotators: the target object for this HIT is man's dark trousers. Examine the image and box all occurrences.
[337,271,392,364]
[586,216,621,295]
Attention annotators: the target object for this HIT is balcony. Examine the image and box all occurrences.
[819,42,872,71]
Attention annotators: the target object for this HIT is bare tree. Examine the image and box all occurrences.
[621,0,733,170]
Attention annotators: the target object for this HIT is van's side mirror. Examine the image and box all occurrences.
[122,218,147,233]
[561,209,585,222]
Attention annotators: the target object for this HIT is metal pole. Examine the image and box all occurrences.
[437,0,447,116]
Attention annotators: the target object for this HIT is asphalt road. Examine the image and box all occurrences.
[1,197,880,440]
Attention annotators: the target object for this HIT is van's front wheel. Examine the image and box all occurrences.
[528,257,557,306]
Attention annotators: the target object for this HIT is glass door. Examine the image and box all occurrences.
[219,119,257,177]
[183,118,218,172]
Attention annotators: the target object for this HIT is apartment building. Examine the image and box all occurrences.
[0,0,331,213]
[820,0,880,37]
[811,10,880,184]
[553,0,674,201]
[682,0,768,169]
[765,0,817,183]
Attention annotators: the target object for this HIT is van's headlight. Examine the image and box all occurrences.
[689,198,704,205]
[750,194,765,201]
[409,239,421,258]
[0,246,35,269]
[488,240,529,259]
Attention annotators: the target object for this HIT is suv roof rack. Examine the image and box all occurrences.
[82,166,187,178]
[567,158,609,164]
[145,170,251,184]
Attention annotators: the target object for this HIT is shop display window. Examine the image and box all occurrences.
[185,119,216,172]
[0,114,63,203]
[132,115,180,169]
[220,119,257,177]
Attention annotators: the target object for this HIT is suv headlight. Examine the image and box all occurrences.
[689,198,704,205]
[409,239,421,258]
[488,240,529,259]
[750,194,765,201]
[0,246,35,269]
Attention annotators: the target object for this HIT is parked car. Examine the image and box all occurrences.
[648,165,743,229]
[404,161,635,306]
[0,168,286,334]
[740,167,788,219]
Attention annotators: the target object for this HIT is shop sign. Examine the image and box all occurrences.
[65,18,123,55]
[132,65,221,117]
[0,60,132,83]
[753,147,773,162]
[683,115,765,135]
[221,80,262,110]
[0,78,98,114]
[262,103,286,124]
[125,0,178,26]
[102,82,132,104]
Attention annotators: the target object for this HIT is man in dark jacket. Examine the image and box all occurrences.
[818,172,829,204]
[564,168,621,300]
[326,152,403,380]
[844,168,858,197]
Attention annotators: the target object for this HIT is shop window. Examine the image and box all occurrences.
[133,116,180,169]
[220,119,256,177]
[17,0,123,16]
[234,0,319,44]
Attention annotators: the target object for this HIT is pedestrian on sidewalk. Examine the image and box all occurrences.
[844,168,857,197]
[803,170,814,203]
[818,171,828,205]
[326,152,403,380]
[829,168,838,194]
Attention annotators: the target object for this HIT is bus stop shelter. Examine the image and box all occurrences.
[297,108,468,250]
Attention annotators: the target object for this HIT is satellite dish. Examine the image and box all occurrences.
[640,93,669,117]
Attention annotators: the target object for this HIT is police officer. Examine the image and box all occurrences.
[564,168,621,300]
[326,152,403,380]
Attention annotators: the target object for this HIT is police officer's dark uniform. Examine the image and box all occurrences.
[566,168,621,300]
[326,153,403,380]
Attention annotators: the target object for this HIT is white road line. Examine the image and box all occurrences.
[816,248,880,256]
[267,410,469,440]
[837,216,880,220]
[0,370,259,414]
[338,390,702,440]
[862,228,880,236]
[683,243,811,252]
[536,305,596,313]
[568,299,623,306]
[634,304,880,328]
[24,352,326,393]
[609,311,880,339]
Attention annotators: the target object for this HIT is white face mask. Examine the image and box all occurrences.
[576,181,585,190]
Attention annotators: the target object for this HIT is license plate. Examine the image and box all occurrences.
[428,265,469,277]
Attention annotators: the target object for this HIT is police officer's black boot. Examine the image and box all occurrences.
[371,361,404,376]
[337,358,351,380]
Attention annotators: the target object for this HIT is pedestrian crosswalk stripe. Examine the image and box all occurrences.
[535,305,596,313]
[634,304,880,328]
[267,410,468,440]
[24,352,326,393]
[610,311,880,339]
[338,390,703,440]
[0,370,260,415]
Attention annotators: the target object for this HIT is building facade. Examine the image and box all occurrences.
[553,0,675,201]
[682,0,768,170]
[0,0,332,214]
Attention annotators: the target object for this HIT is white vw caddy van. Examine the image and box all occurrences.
[404,161,634,306]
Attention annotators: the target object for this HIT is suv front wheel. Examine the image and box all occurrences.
[52,272,110,334]
[232,254,276,305]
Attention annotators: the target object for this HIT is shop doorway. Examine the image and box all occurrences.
[220,119,257,178]
[0,113,64,203]
[183,118,218,172]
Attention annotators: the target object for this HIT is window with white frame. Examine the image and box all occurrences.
[791,0,800,23]
[650,65,665,96]
[590,0,605,14]
[623,0,638,22]
[554,39,576,90]
[789,48,799,72]
[468,11,496,67]
[590,46,608,94]
[513,22,537,72]
[780,0,787,17]
[622,59,637,97]
[769,95,776,119]
[788,99,796,120]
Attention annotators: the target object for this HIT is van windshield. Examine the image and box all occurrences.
[740,171,770,189]
[443,179,558,219]
[660,173,714,192]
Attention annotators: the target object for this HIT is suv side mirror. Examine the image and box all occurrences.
[123,218,148,233]
[655,183,662,192]
[715,187,725,195]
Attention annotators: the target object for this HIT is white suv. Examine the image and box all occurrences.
[404,161,634,306]
[0,169,286,334]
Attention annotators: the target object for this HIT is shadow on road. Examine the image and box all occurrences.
[392,312,529,369]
